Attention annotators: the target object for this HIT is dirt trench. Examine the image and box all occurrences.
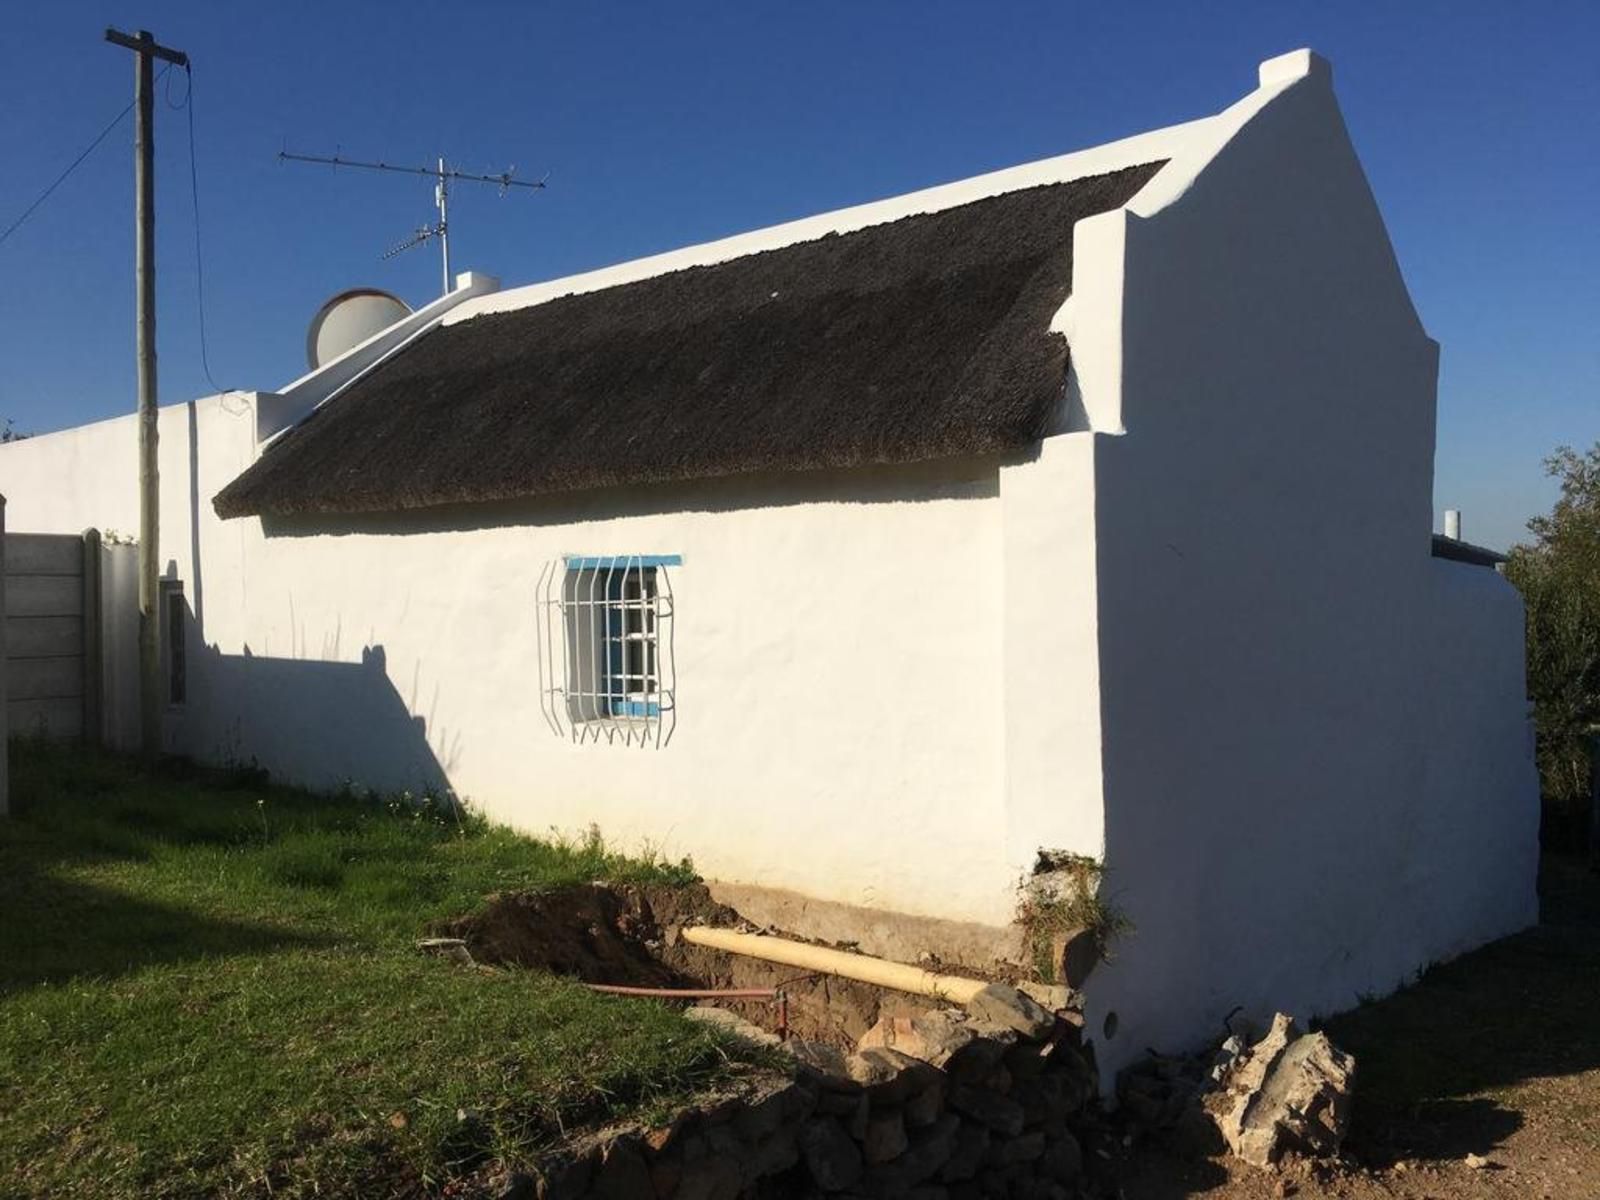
[432,882,932,1045]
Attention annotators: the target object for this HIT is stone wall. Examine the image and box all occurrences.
[514,985,1098,1200]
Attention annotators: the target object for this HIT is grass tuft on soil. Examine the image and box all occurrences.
[0,741,757,1200]
[1017,850,1130,983]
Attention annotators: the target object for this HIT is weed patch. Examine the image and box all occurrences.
[1017,850,1131,984]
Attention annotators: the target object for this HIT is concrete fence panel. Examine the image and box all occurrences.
[2,529,106,743]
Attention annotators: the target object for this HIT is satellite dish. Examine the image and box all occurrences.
[306,288,412,370]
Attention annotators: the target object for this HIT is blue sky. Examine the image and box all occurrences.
[1,2,1594,550]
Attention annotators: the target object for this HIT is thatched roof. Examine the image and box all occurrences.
[214,162,1164,519]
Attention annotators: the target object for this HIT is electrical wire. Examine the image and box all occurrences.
[0,64,171,251]
[163,61,190,110]
[177,63,228,395]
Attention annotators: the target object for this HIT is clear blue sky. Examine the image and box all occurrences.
[2,2,1594,550]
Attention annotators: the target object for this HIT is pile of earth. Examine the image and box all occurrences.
[432,882,929,1044]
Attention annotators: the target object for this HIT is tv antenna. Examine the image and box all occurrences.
[278,149,547,295]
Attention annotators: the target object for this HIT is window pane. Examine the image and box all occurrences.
[165,587,186,706]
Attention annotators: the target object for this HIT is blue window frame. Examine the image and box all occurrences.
[562,555,680,723]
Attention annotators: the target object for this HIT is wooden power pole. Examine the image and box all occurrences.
[105,28,188,757]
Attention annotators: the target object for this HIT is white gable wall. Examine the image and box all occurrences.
[1077,56,1539,1075]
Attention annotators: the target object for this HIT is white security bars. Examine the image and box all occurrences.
[536,555,678,747]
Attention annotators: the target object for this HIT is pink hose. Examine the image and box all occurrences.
[583,984,779,999]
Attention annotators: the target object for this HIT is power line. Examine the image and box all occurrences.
[177,63,226,394]
[0,65,171,251]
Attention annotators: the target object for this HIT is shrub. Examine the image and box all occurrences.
[1504,443,1600,847]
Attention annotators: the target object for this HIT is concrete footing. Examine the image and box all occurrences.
[706,880,1023,970]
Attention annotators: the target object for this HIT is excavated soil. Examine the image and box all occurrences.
[434,882,927,1044]
[432,882,733,986]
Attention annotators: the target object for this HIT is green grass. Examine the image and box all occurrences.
[0,742,754,1199]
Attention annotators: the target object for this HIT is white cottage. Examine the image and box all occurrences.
[0,50,1538,1076]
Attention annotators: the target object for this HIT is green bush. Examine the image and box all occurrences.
[1504,442,1600,847]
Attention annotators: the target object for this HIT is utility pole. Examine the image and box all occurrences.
[106,28,188,757]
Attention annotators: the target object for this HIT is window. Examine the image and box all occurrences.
[160,579,186,707]
[537,555,678,747]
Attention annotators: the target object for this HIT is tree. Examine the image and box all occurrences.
[1,419,29,443]
[1505,442,1600,846]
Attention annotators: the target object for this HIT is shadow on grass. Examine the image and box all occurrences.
[1325,855,1600,1166]
[0,869,328,994]
[0,742,331,994]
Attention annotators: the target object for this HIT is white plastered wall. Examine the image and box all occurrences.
[0,397,263,752]
[1074,52,1539,1077]
[0,52,1537,1003]
[0,67,1240,936]
[0,393,1109,938]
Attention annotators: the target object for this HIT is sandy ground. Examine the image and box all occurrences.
[1106,857,1600,1199]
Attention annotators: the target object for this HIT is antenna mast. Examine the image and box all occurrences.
[278,150,547,295]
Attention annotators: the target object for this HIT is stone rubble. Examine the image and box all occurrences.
[1115,1011,1357,1172]
[1217,1019,1356,1168]
[505,982,1106,1199]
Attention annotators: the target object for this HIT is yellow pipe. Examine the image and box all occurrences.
[680,926,988,1004]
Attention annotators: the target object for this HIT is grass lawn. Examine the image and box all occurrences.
[0,742,757,1200]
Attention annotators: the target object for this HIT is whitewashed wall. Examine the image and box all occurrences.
[0,49,1255,933]
[0,396,1108,937]
[0,51,1538,1065]
[1076,54,1539,1078]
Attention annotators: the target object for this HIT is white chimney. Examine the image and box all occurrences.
[1444,509,1461,541]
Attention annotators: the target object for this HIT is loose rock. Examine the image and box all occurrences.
[1213,1014,1357,1168]
[967,984,1058,1041]
[940,1124,991,1183]
[416,936,476,967]
[674,1153,741,1200]
[988,1130,1047,1167]
[870,1113,960,1191]
[787,1038,855,1084]
[684,1005,783,1049]
[904,1078,946,1128]
[1039,1132,1083,1183]
[858,1010,978,1068]
[848,1047,942,1105]
[948,1083,1026,1137]
[799,1116,863,1191]
[588,1135,652,1200]
[863,1111,911,1164]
